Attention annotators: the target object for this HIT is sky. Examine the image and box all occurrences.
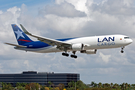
[0,0,135,84]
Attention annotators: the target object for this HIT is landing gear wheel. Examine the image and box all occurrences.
[70,51,77,58]
[121,50,124,53]
[71,55,77,58]
[121,46,125,53]
[62,53,69,57]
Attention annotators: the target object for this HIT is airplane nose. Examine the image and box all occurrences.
[129,39,133,44]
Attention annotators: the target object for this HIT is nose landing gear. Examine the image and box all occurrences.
[121,46,124,53]
[121,50,124,53]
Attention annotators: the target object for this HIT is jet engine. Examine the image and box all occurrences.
[72,43,83,51]
[80,49,97,54]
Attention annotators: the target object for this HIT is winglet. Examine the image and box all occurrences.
[20,24,32,35]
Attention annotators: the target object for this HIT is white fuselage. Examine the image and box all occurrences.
[16,34,133,53]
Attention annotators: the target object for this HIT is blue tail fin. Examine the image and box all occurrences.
[11,24,33,45]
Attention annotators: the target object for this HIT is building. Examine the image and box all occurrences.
[0,71,80,87]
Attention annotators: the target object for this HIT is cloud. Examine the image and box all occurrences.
[17,4,88,38]
[88,0,135,16]
[77,0,135,37]
[99,52,111,63]
[0,0,135,84]
[39,2,86,17]
[123,0,134,6]
[0,10,3,14]
[62,0,89,13]
[55,0,64,4]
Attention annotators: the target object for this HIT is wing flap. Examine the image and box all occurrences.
[5,43,27,48]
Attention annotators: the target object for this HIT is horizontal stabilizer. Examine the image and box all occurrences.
[5,43,27,48]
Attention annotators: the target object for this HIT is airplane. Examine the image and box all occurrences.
[5,24,133,58]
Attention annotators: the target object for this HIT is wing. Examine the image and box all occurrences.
[5,43,27,48]
[20,24,71,50]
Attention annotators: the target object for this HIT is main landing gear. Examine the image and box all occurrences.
[62,51,77,58]
[121,46,124,53]
[70,51,77,58]
[62,53,69,57]
[70,55,77,58]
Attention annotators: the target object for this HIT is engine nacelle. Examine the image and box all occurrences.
[80,49,97,54]
[72,43,83,51]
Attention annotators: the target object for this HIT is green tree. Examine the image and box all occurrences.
[104,83,110,88]
[131,84,135,89]
[16,82,21,87]
[98,82,102,88]
[21,82,27,87]
[113,83,119,89]
[90,81,95,87]
[48,81,53,87]
[16,82,27,88]
[76,80,88,90]
[2,83,13,90]
[67,87,75,90]
[16,86,26,90]
[93,83,97,88]
[68,81,75,88]
[41,85,45,90]
[128,84,131,89]
[110,83,113,88]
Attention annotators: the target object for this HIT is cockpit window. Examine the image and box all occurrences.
[124,37,129,39]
